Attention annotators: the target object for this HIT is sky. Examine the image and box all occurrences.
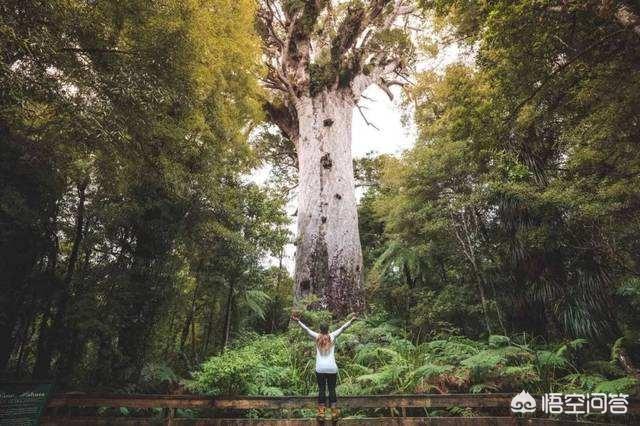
[351,85,415,158]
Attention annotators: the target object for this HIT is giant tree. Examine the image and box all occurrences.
[257,0,416,314]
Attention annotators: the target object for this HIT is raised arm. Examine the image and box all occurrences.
[330,315,357,339]
[292,314,319,339]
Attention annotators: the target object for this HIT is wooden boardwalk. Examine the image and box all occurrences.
[43,393,638,425]
[47,393,517,409]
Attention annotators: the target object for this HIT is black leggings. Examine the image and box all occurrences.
[316,372,337,405]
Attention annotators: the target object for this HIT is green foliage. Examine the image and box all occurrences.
[594,377,639,394]
[137,363,180,393]
[4,0,640,404]
[0,0,291,387]
[244,290,272,321]
[361,0,640,351]
[488,335,510,348]
[188,333,305,396]
[369,28,414,59]
[191,312,638,405]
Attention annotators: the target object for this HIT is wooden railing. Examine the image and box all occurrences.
[48,393,516,409]
[42,393,639,425]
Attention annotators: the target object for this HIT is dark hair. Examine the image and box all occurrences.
[319,323,329,334]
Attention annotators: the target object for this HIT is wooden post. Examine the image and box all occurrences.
[163,407,175,426]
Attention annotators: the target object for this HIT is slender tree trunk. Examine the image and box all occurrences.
[40,179,88,379]
[293,92,364,315]
[14,308,36,377]
[203,304,216,355]
[32,309,52,378]
[179,280,200,353]
[222,281,234,350]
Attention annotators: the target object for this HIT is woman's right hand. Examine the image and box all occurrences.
[291,312,299,321]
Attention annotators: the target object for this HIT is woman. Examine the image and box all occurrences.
[291,312,357,420]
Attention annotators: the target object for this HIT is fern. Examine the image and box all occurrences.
[488,335,510,348]
[560,373,606,393]
[556,338,588,359]
[256,385,285,396]
[354,345,403,367]
[583,360,625,377]
[355,364,409,393]
[535,350,567,369]
[140,362,178,385]
[411,363,455,381]
[461,351,504,369]
[244,289,271,320]
[190,310,638,400]
[469,383,499,393]
[594,376,638,394]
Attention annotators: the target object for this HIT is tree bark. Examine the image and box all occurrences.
[293,91,365,315]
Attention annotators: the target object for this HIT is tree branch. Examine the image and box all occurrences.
[331,0,392,62]
[356,104,380,131]
[350,58,403,99]
[280,1,326,94]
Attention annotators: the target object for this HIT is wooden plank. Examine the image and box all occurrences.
[48,394,214,409]
[39,417,626,426]
[47,393,514,409]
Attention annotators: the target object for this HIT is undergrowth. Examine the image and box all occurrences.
[187,312,639,398]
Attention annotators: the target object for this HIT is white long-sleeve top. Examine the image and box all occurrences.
[297,318,354,374]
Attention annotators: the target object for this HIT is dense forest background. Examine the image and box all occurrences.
[2,0,640,405]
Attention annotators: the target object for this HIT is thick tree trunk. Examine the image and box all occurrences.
[293,91,364,315]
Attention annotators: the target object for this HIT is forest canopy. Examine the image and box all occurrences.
[1,0,639,411]
[1,0,289,386]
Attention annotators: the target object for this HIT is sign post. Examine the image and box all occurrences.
[0,382,54,426]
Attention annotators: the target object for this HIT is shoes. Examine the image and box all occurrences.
[331,407,341,420]
[316,405,326,420]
